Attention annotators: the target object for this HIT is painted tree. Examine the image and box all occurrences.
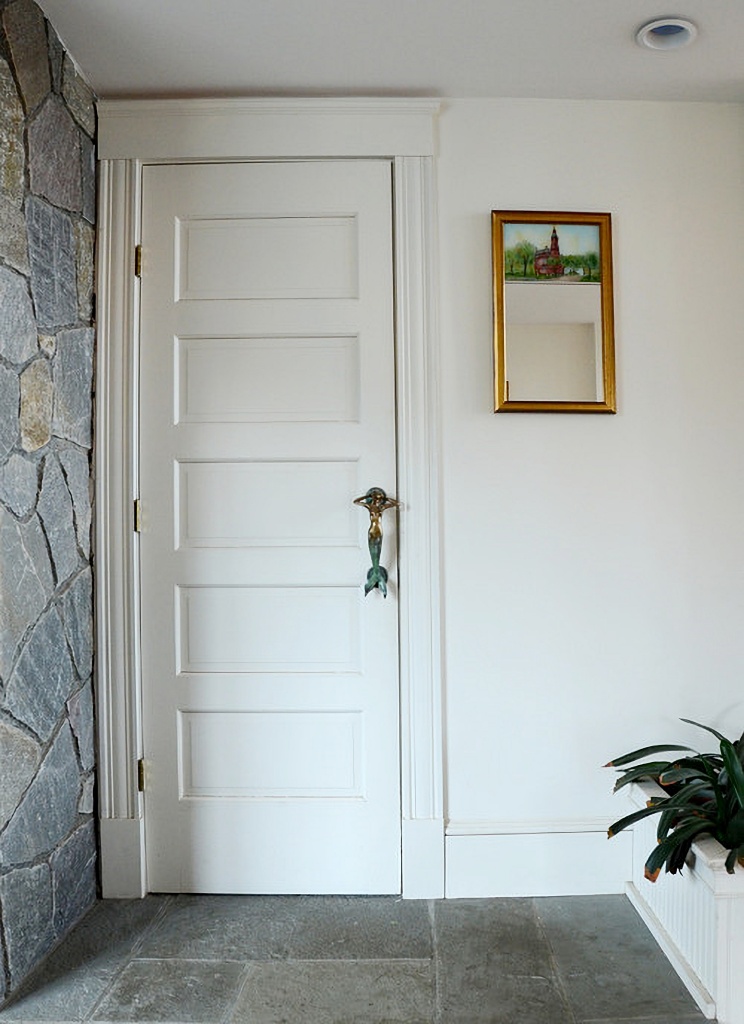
[513,240,536,278]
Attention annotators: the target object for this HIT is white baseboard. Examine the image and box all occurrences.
[402,818,445,898]
[99,817,146,898]
[445,829,632,898]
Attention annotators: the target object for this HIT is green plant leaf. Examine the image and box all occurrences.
[721,808,744,849]
[605,745,693,768]
[644,818,711,882]
[612,762,678,792]
[607,802,666,838]
[725,847,741,874]
[680,718,729,744]
[657,766,710,786]
[720,739,744,810]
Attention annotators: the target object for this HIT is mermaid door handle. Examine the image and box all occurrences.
[353,487,400,597]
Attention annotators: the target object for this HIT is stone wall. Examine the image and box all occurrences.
[0,0,96,1003]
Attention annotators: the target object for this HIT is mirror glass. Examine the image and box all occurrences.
[492,212,616,413]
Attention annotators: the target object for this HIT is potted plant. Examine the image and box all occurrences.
[606,719,744,1024]
[606,718,744,878]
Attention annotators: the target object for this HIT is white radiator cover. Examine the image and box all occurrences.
[626,782,744,1023]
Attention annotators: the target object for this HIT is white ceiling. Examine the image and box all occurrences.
[36,0,744,103]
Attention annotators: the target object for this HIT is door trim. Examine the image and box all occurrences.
[95,99,444,897]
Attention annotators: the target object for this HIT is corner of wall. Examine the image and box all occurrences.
[0,0,97,1003]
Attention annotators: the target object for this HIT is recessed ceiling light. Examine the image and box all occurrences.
[636,18,698,50]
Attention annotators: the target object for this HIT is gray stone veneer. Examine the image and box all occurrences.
[0,0,96,1004]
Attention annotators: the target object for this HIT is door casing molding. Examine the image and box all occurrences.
[95,98,444,897]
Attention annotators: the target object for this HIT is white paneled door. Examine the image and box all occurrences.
[139,161,400,893]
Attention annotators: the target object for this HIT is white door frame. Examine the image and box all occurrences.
[94,98,444,898]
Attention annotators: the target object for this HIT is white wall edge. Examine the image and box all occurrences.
[395,155,446,897]
[95,100,444,899]
[626,882,717,1019]
[445,830,632,898]
[95,158,142,830]
[99,818,147,899]
[98,97,440,161]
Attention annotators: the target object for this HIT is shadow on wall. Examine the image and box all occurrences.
[0,0,97,1005]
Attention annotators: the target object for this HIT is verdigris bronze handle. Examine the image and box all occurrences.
[353,487,400,597]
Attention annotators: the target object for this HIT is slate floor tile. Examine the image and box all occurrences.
[0,967,111,1022]
[88,960,246,1023]
[135,894,299,961]
[228,959,435,1024]
[285,895,433,961]
[535,896,703,1021]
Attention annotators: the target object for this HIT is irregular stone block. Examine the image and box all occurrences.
[3,0,51,113]
[0,451,38,517]
[37,452,79,584]
[52,327,94,447]
[0,362,20,460]
[78,771,94,814]
[46,18,64,92]
[20,356,53,452]
[75,218,94,321]
[62,54,95,138]
[3,605,76,740]
[51,819,96,938]
[0,863,56,987]
[0,55,25,205]
[60,567,92,679]
[0,509,53,680]
[25,196,77,332]
[28,95,82,213]
[81,131,96,225]
[0,721,80,863]
[67,679,94,770]
[0,717,41,828]
[0,57,28,274]
[0,193,30,274]
[38,332,56,355]
[0,265,37,364]
[59,447,91,557]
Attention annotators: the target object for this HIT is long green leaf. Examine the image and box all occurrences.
[644,818,711,881]
[605,744,693,768]
[724,847,742,874]
[612,762,677,792]
[720,739,744,810]
[680,718,729,744]
[607,802,666,838]
[657,766,710,786]
[721,808,744,849]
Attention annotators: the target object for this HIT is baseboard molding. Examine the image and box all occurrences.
[402,818,445,898]
[445,829,632,898]
[99,817,146,898]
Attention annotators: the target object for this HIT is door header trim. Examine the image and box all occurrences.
[98,97,440,161]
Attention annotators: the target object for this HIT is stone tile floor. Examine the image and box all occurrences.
[0,894,710,1023]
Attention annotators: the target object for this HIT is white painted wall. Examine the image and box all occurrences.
[437,99,744,895]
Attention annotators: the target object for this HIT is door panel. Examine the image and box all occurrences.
[139,160,400,893]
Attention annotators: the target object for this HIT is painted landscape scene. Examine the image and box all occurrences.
[503,222,601,283]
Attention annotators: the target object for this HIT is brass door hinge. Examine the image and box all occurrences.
[137,758,146,792]
[134,498,142,533]
[134,244,142,278]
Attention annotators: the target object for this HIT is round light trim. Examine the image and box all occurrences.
[636,18,698,50]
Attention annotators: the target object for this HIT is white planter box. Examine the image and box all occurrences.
[625,781,744,1024]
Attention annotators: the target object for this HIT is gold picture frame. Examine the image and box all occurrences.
[492,210,616,413]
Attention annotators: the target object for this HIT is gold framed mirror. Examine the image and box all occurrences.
[492,210,616,413]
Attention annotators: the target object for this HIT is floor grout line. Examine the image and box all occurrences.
[531,897,579,1024]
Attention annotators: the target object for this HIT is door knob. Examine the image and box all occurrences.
[353,487,400,597]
